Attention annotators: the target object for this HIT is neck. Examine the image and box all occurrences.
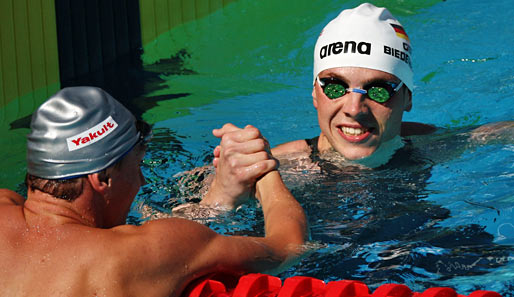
[317,133,404,168]
[351,135,404,168]
[24,188,105,228]
[317,132,333,152]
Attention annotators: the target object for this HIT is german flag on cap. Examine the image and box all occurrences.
[390,23,409,42]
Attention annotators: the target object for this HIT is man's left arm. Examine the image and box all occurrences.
[470,121,514,144]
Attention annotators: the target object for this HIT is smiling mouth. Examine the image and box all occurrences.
[340,126,371,136]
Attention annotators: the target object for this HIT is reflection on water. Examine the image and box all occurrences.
[136,124,514,294]
[274,129,511,292]
[128,126,212,224]
[129,0,514,293]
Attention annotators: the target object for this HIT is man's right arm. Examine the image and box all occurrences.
[253,170,308,264]
[127,171,307,295]
[194,170,308,274]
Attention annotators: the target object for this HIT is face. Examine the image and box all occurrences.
[313,67,412,160]
[104,144,147,227]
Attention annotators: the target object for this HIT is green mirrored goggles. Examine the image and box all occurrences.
[316,76,404,103]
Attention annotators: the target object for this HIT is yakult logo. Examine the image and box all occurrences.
[66,116,118,151]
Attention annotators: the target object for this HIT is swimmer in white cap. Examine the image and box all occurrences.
[0,87,307,296]
[272,3,435,167]
[270,3,512,168]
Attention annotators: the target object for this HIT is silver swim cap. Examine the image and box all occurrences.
[314,3,413,90]
[27,87,140,179]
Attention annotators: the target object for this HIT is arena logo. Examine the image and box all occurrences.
[66,116,118,151]
[319,41,371,59]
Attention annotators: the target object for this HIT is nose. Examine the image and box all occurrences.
[341,91,368,118]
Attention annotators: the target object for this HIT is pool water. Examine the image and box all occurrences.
[114,0,513,295]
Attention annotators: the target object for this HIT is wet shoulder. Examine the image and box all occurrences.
[0,190,26,233]
[272,139,311,156]
[401,121,437,137]
[111,217,216,263]
[0,189,25,205]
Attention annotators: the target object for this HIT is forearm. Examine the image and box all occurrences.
[200,176,245,209]
[256,171,308,253]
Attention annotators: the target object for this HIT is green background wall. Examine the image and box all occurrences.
[0,0,60,129]
[139,0,236,48]
[0,0,237,130]
[0,0,236,189]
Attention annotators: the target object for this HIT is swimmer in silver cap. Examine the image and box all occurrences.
[0,86,307,296]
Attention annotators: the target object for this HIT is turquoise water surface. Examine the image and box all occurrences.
[130,0,513,295]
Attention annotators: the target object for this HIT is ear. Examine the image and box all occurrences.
[312,87,319,109]
[404,88,412,112]
[88,173,110,195]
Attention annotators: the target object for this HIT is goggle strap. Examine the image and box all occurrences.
[316,76,324,86]
[393,81,404,92]
[347,88,367,95]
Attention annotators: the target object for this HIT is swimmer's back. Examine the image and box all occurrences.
[0,189,188,297]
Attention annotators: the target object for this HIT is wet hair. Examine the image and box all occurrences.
[25,174,85,201]
[25,119,150,201]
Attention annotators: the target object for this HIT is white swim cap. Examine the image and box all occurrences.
[313,3,413,91]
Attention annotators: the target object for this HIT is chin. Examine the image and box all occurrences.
[339,146,377,160]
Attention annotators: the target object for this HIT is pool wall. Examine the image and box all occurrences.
[0,0,237,127]
[0,0,60,129]
[0,0,236,189]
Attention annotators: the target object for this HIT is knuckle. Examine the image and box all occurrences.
[246,126,260,138]
[255,138,266,150]
[222,123,234,129]
[220,135,235,147]
[234,167,246,179]
[257,151,269,160]
[223,146,236,157]
[271,159,279,169]
[228,158,239,169]
[263,138,270,149]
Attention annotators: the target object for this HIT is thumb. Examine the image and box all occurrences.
[212,123,240,138]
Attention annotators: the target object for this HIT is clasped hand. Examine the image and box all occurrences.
[201,123,278,209]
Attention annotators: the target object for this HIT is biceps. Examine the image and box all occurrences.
[139,219,281,278]
[196,236,281,274]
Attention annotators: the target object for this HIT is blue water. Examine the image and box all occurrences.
[132,0,514,295]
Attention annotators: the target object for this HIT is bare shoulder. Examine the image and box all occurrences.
[111,217,218,265]
[133,217,214,240]
[272,139,310,157]
[113,217,214,248]
[400,121,437,137]
[113,217,279,280]
[88,218,220,295]
[0,189,25,205]
[469,121,514,143]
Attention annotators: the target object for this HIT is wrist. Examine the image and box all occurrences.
[200,178,244,209]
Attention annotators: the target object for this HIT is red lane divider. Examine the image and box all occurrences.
[182,273,503,297]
